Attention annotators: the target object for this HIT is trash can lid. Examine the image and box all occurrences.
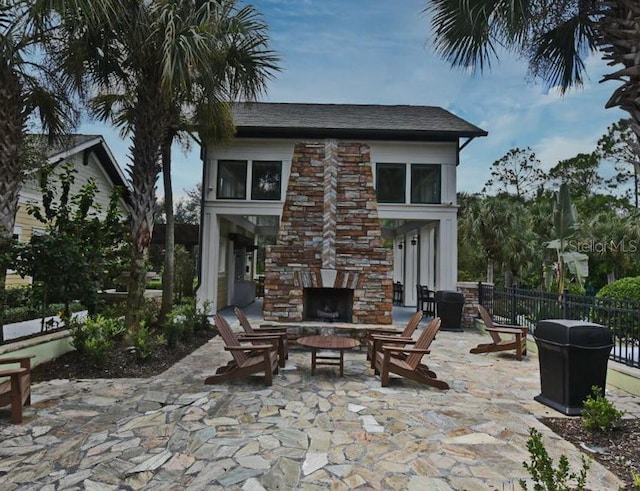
[534,319,612,347]
[435,290,464,302]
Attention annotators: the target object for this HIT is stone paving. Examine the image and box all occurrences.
[1,312,639,490]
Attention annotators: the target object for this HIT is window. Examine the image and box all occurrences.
[217,160,247,199]
[411,164,441,204]
[12,226,22,242]
[376,163,406,203]
[251,161,282,200]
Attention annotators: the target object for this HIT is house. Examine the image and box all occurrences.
[7,135,130,287]
[197,102,487,324]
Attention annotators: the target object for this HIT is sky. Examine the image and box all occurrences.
[79,0,628,202]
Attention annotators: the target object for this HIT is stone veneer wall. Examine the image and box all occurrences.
[457,281,482,328]
[263,140,393,324]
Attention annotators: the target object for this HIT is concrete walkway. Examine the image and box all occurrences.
[1,305,638,490]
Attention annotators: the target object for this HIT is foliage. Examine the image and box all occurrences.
[163,300,210,348]
[12,165,128,319]
[175,184,202,225]
[592,277,640,340]
[130,322,162,362]
[582,386,624,433]
[548,153,605,202]
[483,147,546,200]
[596,118,640,208]
[545,183,589,292]
[174,245,196,302]
[519,427,590,491]
[633,471,640,490]
[68,315,125,366]
[146,280,162,290]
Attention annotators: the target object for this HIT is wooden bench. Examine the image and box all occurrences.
[0,355,34,423]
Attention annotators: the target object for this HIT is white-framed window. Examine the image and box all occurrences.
[7,226,22,275]
[218,239,227,274]
[31,227,45,237]
[216,159,283,201]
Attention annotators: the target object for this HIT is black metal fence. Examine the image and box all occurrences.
[478,283,640,369]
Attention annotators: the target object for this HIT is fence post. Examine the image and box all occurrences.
[478,282,483,306]
[562,288,569,319]
[510,287,517,325]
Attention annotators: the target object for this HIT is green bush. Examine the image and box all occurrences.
[131,322,161,362]
[145,279,162,290]
[69,315,124,366]
[592,276,640,340]
[520,427,590,490]
[582,386,624,433]
[163,300,210,347]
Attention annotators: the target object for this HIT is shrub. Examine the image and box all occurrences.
[582,386,624,433]
[131,322,161,362]
[69,315,124,366]
[145,279,162,290]
[592,276,640,340]
[163,300,210,347]
[520,427,590,491]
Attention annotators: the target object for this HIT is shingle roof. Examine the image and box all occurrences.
[232,102,487,141]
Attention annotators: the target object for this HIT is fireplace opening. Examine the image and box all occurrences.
[303,288,354,323]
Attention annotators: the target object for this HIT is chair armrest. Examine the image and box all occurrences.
[244,331,286,337]
[487,326,527,335]
[381,346,430,354]
[0,355,35,364]
[225,344,273,352]
[0,367,27,377]
[253,326,288,333]
[237,335,281,342]
[368,328,403,336]
[494,322,528,331]
[369,335,414,342]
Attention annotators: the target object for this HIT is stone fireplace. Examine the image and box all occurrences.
[263,140,393,324]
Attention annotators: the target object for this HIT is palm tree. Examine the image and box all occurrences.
[0,0,77,341]
[427,1,640,145]
[51,0,278,330]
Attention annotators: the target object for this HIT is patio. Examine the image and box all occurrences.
[0,304,638,489]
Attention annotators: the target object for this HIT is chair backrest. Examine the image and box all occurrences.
[214,315,247,365]
[402,310,423,337]
[234,307,254,335]
[405,317,441,369]
[477,305,503,344]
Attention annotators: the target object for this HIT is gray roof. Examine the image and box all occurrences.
[232,102,487,141]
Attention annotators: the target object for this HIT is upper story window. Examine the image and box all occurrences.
[376,163,406,203]
[251,161,282,200]
[411,164,441,204]
[217,159,283,200]
[217,160,247,199]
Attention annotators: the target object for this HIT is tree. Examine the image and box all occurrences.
[427,1,640,164]
[175,184,202,225]
[51,0,278,331]
[547,152,604,199]
[0,1,77,342]
[483,147,546,200]
[596,118,640,207]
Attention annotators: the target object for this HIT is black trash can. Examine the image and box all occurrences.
[435,290,464,332]
[534,319,613,416]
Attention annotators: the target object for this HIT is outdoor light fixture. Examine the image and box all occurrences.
[398,240,404,250]
[411,236,417,246]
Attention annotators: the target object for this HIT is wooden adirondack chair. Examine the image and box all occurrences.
[471,305,528,361]
[205,315,279,386]
[234,307,288,367]
[366,310,423,368]
[0,355,34,423]
[374,317,449,390]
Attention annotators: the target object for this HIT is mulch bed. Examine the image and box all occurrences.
[540,417,640,488]
[31,328,217,382]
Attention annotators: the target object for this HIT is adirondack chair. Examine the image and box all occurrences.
[366,310,423,368]
[205,315,279,386]
[374,317,449,390]
[234,307,288,367]
[471,305,528,361]
[0,355,34,423]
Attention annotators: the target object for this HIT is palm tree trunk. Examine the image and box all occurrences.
[159,134,175,323]
[125,87,167,331]
[486,260,494,284]
[0,65,27,343]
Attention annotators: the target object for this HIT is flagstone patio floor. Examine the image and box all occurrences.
[1,306,639,490]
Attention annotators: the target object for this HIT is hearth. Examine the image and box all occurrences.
[303,288,353,322]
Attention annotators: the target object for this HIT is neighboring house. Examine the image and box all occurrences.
[7,135,130,287]
[197,102,487,323]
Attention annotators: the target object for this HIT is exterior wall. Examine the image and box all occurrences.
[198,137,460,313]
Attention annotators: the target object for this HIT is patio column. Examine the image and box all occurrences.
[437,216,457,290]
[196,209,220,314]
